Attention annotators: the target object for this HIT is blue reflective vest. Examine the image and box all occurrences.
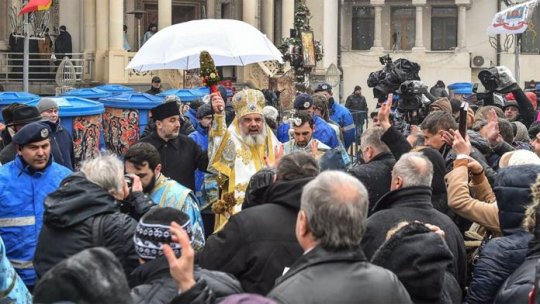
[329,101,356,149]
[149,174,206,251]
[277,115,339,148]
[0,156,71,286]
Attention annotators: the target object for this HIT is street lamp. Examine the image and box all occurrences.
[127,9,146,50]
[325,63,341,87]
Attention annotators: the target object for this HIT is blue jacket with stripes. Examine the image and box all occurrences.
[0,156,71,286]
[329,102,356,149]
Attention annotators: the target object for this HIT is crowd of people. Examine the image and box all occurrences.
[2,66,540,303]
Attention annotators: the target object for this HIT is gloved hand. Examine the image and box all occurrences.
[495,66,518,93]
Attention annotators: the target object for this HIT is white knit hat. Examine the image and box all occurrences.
[508,150,540,167]
[263,105,279,122]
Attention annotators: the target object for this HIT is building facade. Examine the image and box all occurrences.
[0,0,538,106]
[341,0,540,109]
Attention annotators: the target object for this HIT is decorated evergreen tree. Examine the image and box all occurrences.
[199,50,221,93]
[277,1,324,84]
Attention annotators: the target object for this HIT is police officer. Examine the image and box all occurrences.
[0,122,71,288]
[277,93,339,149]
[314,83,356,149]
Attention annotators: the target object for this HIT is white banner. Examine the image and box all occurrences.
[487,0,539,35]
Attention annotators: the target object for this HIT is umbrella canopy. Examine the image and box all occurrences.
[126,19,283,71]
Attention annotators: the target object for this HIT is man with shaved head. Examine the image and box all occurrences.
[361,152,467,291]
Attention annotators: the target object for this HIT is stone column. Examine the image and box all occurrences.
[412,0,426,52]
[282,0,295,39]
[207,0,215,18]
[158,0,172,30]
[83,0,96,52]
[262,0,274,42]
[323,0,338,69]
[95,0,108,82]
[455,0,471,51]
[108,0,128,83]
[109,0,123,50]
[243,0,258,28]
[370,0,385,52]
[95,0,109,51]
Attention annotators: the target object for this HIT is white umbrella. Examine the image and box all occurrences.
[126,19,284,71]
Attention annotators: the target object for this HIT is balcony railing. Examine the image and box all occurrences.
[0,52,90,82]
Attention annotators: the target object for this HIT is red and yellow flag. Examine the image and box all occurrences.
[19,0,53,15]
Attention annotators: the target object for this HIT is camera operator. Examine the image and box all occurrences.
[367,56,436,133]
[479,66,535,128]
[34,154,155,280]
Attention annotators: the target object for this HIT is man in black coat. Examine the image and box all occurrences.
[54,25,72,59]
[266,171,412,303]
[361,152,467,291]
[197,152,319,295]
[169,170,412,304]
[345,85,368,112]
[348,126,395,213]
[34,154,154,279]
[37,98,74,170]
[140,102,208,191]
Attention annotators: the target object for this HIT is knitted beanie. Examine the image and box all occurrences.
[37,97,58,113]
[133,207,193,260]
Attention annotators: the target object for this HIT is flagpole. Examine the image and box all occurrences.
[23,5,29,93]
[515,33,520,85]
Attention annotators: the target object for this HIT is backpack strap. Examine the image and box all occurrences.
[91,214,106,247]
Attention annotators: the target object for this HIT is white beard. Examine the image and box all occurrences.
[241,128,267,147]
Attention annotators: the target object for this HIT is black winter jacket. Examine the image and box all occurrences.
[371,222,462,304]
[146,87,162,95]
[197,178,309,295]
[34,173,140,279]
[55,30,72,56]
[266,246,413,304]
[130,257,242,304]
[348,151,395,213]
[345,94,368,112]
[362,186,467,290]
[44,120,74,170]
[511,87,536,128]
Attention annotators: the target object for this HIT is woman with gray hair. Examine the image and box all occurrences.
[34,153,154,279]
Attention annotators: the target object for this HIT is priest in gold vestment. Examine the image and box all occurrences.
[208,89,281,230]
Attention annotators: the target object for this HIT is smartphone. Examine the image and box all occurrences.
[459,102,469,138]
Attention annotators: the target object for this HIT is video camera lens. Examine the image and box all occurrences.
[124,175,134,190]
